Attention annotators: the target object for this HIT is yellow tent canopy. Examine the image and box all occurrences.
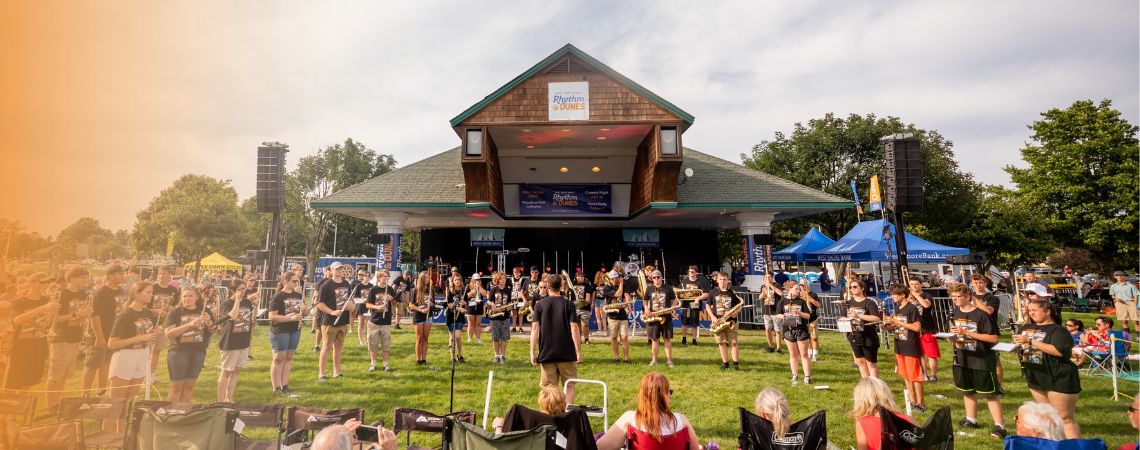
[183,252,243,271]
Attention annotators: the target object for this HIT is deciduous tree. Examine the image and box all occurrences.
[132,175,245,276]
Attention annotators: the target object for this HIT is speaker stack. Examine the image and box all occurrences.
[882,134,923,212]
[256,142,288,213]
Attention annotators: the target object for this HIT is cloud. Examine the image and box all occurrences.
[1,1,1136,235]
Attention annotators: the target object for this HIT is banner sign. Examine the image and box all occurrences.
[374,233,402,271]
[469,228,504,248]
[519,184,611,215]
[622,229,660,248]
[743,235,772,276]
[850,179,864,215]
[548,81,589,121]
[868,175,883,212]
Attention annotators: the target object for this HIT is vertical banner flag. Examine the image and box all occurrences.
[850,180,864,215]
[166,231,176,257]
[868,175,883,212]
[743,235,772,276]
[375,234,402,271]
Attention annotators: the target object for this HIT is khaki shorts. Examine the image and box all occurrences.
[47,342,81,384]
[608,319,629,339]
[715,328,739,345]
[367,323,392,354]
[322,325,348,347]
[539,361,578,388]
[220,347,250,371]
[1116,301,1138,321]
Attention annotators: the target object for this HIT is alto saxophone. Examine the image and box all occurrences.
[643,306,679,325]
[709,302,744,334]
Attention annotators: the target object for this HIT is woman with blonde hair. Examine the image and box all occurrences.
[850,377,914,450]
[754,388,792,439]
[596,372,700,450]
[411,270,435,365]
[465,274,488,344]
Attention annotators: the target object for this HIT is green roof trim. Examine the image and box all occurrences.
[670,201,854,209]
[310,202,466,209]
[449,44,695,127]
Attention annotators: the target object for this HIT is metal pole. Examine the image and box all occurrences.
[892,209,910,284]
[332,224,338,257]
[482,371,494,430]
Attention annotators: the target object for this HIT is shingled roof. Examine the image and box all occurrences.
[312,147,849,210]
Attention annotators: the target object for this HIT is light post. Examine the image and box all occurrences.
[331,223,338,257]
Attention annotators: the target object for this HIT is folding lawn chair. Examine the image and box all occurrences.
[502,404,597,450]
[58,397,130,448]
[282,406,363,449]
[393,408,476,449]
[130,404,240,450]
[442,416,554,450]
[213,402,284,450]
[0,392,38,425]
[11,419,84,450]
[879,406,953,450]
[563,378,608,430]
[1088,330,1132,376]
[738,407,827,450]
[1003,435,1108,450]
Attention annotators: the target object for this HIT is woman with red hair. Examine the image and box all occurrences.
[596,372,700,450]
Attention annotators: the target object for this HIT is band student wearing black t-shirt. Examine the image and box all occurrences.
[82,265,125,395]
[217,285,255,403]
[776,280,818,383]
[529,273,582,406]
[909,278,941,382]
[845,279,881,379]
[523,267,544,323]
[679,265,710,346]
[946,283,1007,438]
[7,272,59,390]
[969,273,1005,384]
[883,284,925,412]
[412,269,439,366]
[366,270,399,372]
[488,272,513,364]
[444,276,468,364]
[601,271,630,364]
[316,262,351,380]
[643,270,678,368]
[164,286,215,403]
[267,272,303,394]
[351,269,374,347]
[45,268,93,411]
[149,266,179,386]
[1015,299,1082,438]
[464,275,488,344]
[509,267,526,333]
[707,272,744,371]
[106,281,157,433]
[572,271,595,345]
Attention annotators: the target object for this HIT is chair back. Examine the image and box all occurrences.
[880,406,953,450]
[1003,435,1108,450]
[502,404,597,450]
[58,397,129,421]
[13,420,84,450]
[1109,330,1130,355]
[443,417,553,450]
[285,406,363,432]
[0,393,37,425]
[132,405,239,450]
[213,403,283,429]
[738,407,827,450]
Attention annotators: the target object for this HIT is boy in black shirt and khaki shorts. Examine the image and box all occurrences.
[947,283,1007,439]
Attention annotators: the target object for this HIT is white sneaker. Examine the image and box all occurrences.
[368,365,376,372]
[803,376,811,385]
[648,361,657,367]
[467,338,472,343]
[810,355,818,362]
[791,375,799,386]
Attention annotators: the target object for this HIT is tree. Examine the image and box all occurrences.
[742,113,981,249]
[293,139,397,271]
[55,217,114,260]
[940,186,1055,270]
[132,175,245,276]
[1006,99,1139,270]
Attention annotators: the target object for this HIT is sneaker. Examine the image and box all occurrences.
[681,337,687,345]
[369,365,377,372]
[334,373,344,378]
[614,358,621,364]
[624,359,632,364]
[648,361,657,367]
[958,419,980,429]
[733,362,740,371]
[810,355,818,362]
[467,338,472,343]
[990,425,1007,439]
[791,375,799,386]
[477,338,483,344]
[720,362,729,371]
[766,346,775,353]
[317,376,328,382]
[282,385,290,393]
[803,376,811,385]
[458,356,466,363]
[395,325,401,330]
[691,340,698,346]
[313,345,321,353]
[383,365,391,372]
[911,403,927,413]
[775,348,783,354]
[667,361,675,368]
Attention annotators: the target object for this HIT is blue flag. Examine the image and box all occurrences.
[850,180,864,215]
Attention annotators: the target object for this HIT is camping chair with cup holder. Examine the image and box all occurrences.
[879,406,953,450]
[129,403,241,450]
[737,407,827,450]
[0,392,38,426]
[442,416,555,450]
[213,402,284,450]
[281,406,364,449]
[57,396,130,449]
[393,407,476,450]
[1087,330,1133,376]
[502,404,597,450]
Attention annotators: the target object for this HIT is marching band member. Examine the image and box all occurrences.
[166,284,215,402]
[351,269,374,347]
[105,281,157,432]
[46,268,93,411]
[777,280,817,383]
[365,270,398,372]
[679,266,710,346]
[947,283,1006,438]
[970,273,1003,383]
[316,262,351,379]
[706,272,743,371]
[509,267,525,333]
[573,270,595,345]
[883,284,925,412]
[411,269,437,366]
[593,266,609,335]
[909,277,940,382]
[643,270,678,368]
[523,266,543,326]
[266,272,301,394]
[488,272,512,363]
[602,271,631,364]
[465,274,488,344]
[444,275,467,363]
[845,279,881,378]
[1015,298,1081,438]
[761,273,784,354]
[149,266,178,382]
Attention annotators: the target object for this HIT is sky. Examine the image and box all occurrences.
[1,1,1137,236]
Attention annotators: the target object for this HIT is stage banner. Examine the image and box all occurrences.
[744,234,772,276]
[623,229,660,248]
[469,228,505,248]
[518,184,611,215]
[548,81,589,121]
[374,233,402,271]
[868,175,883,212]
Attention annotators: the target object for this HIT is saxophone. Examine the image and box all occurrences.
[710,302,744,334]
[643,306,679,325]
[604,300,636,314]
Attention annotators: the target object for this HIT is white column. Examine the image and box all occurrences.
[737,212,776,292]
[373,213,408,280]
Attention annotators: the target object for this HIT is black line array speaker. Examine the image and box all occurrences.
[257,143,288,213]
[882,134,923,212]
[370,234,391,245]
[751,233,774,246]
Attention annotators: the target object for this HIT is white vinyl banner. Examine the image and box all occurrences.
[548,81,589,121]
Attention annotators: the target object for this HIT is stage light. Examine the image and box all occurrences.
[591,167,601,173]
[559,167,569,173]
[522,129,531,133]
[596,136,606,140]
[526,145,535,149]
[468,212,489,217]
[561,129,571,132]
[600,128,611,131]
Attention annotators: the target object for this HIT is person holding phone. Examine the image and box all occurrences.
[311,418,396,450]
[217,283,255,402]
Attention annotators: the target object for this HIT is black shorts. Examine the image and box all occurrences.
[850,341,880,364]
[783,327,810,342]
[84,346,112,369]
[1024,363,1081,394]
[647,323,673,341]
[355,302,367,315]
[680,305,700,326]
[953,365,1004,398]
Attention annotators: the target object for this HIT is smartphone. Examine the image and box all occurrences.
[354,425,378,442]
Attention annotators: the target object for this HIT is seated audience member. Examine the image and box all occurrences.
[1122,398,1139,450]
[311,418,396,450]
[596,372,700,450]
[754,388,795,441]
[1067,319,1087,365]
[1015,401,1065,441]
[850,377,914,450]
[492,386,569,432]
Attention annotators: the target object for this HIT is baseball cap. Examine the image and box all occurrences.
[650,270,662,278]
[1022,283,1053,297]
[472,273,481,280]
[329,262,344,270]
[607,271,620,279]
[1114,271,1126,277]
[530,266,539,272]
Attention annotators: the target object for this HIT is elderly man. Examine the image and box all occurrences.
[1121,397,1140,450]
[311,418,396,450]
[1015,402,1065,441]
[1110,271,1139,335]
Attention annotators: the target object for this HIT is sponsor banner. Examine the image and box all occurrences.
[623,229,660,248]
[744,235,772,276]
[519,184,611,215]
[469,228,505,248]
[548,81,589,121]
[375,233,402,271]
[868,175,883,212]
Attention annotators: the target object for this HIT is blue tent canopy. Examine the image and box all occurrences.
[804,219,969,262]
[772,227,836,262]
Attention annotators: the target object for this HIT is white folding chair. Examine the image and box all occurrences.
[563,378,608,430]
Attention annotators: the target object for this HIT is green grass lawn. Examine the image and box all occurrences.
[89,317,1139,448]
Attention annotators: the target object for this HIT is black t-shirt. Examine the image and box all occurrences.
[533,295,577,363]
[762,288,781,314]
[445,288,466,324]
[52,288,86,343]
[350,281,373,307]
[268,290,304,334]
[572,280,594,311]
[151,283,180,311]
[319,279,352,326]
[368,285,397,326]
[775,294,816,331]
[679,276,711,309]
[644,285,676,320]
[892,302,922,357]
[109,307,156,350]
[915,292,937,333]
[218,299,254,351]
[13,295,51,341]
[487,285,511,320]
[465,286,486,316]
[508,277,525,303]
[708,289,743,324]
[975,293,1002,334]
[1019,323,1081,393]
[392,277,409,296]
[602,285,629,321]
[950,306,998,370]
[846,297,881,346]
[92,284,126,338]
[622,277,641,301]
[165,305,214,351]
[522,278,542,303]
